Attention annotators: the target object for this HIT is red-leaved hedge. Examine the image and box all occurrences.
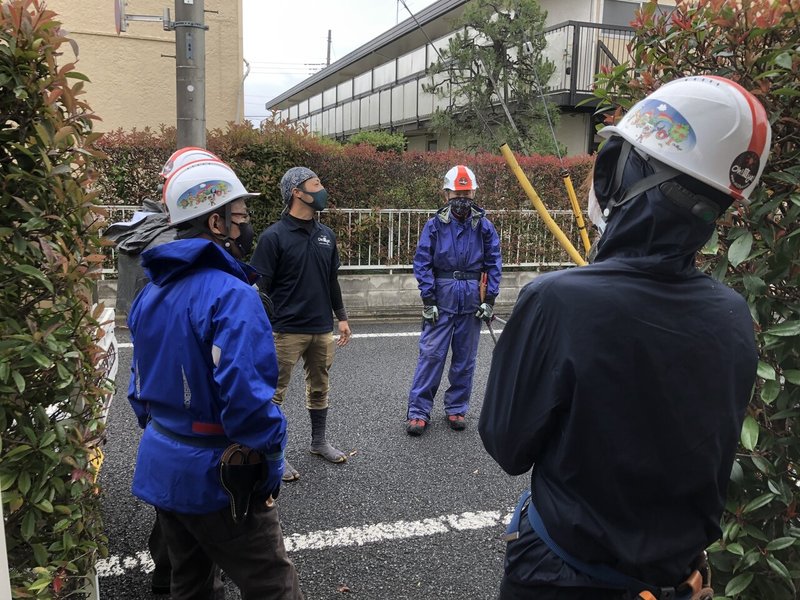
[94,122,593,236]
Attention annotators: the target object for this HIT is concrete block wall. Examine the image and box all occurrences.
[99,271,541,322]
[338,272,539,319]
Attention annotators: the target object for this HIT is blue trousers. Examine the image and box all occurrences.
[407,310,482,420]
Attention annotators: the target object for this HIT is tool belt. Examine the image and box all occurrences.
[219,444,268,524]
[505,490,714,600]
[434,270,481,280]
[148,420,270,524]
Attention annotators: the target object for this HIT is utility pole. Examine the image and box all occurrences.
[174,0,207,148]
[326,29,332,66]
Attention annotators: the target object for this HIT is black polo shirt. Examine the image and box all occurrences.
[250,214,341,334]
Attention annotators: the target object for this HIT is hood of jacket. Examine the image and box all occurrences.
[141,237,258,287]
[592,142,716,277]
[436,203,486,229]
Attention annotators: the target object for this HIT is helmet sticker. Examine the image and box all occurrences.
[177,180,231,210]
[730,151,760,190]
[161,158,177,178]
[626,99,696,151]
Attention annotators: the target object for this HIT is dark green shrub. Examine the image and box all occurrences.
[0,1,110,597]
[346,130,407,153]
[594,1,800,597]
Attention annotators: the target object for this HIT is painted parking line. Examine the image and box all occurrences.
[115,328,503,349]
[96,508,514,578]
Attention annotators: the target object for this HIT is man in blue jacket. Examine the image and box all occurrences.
[480,76,771,599]
[128,159,302,600]
[406,165,502,435]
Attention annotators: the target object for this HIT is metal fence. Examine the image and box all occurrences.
[100,206,583,277]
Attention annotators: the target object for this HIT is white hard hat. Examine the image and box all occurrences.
[599,75,771,202]
[443,165,478,191]
[163,160,259,225]
[160,147,222,179]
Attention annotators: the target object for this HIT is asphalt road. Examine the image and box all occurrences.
[97,319,529,600]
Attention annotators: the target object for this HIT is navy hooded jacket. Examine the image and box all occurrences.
[479,152,757,586]
[128,238,286,514]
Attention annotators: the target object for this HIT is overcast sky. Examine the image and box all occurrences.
[241,0,438,124]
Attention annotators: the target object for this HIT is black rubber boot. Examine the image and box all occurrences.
[309,408,347,463]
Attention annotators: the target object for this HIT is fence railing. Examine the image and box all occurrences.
[542,20,634,106]
[100,206,583,277]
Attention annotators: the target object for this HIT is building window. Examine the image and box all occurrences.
[603,0,673,26]
[397,47,426,79]
[379,89,391,126]
[427,139,438,152]
[338,80,353,102]
[391,86,404,123]
[323,86,337,108]
[373,60,396,88]
[354,72,372,96]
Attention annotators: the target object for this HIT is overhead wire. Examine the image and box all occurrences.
[525,41,591,255]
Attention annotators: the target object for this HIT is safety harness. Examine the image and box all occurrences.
[505,490,713,600]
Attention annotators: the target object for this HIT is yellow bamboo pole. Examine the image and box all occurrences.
[561,170,592,255]
[499,143,587,267]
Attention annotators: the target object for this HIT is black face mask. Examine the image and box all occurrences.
[234,222,254,256]
[449,197,472,220]
[302,188,329,212]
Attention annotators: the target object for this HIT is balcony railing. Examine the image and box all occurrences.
[99,206,584,277]
[542,20,634,107]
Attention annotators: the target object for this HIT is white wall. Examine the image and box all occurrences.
[556,112,591,157]
[539,0,600,26]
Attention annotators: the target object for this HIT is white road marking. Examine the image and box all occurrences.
[96,508,514,578]
[115,328,502,349]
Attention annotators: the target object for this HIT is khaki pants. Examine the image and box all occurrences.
[272,332,335,410]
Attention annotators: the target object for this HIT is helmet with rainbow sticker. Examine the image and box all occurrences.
[163,160,259,225]
[599,75,771,204]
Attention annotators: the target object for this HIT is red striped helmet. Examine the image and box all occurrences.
[443,165,478,191]
[600,76,771,202]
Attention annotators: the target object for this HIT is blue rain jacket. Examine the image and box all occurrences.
[128,238,286,514]
[413,205,502,314]
[480,149,757,587]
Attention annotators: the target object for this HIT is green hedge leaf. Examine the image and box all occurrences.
[725,572,754,596]
[740,416,759,451]
[728,232,753,267]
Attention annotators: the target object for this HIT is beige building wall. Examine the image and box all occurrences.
[48,0,244,133]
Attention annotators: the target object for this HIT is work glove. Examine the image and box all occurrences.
[422,305,439,325]
[475,302,494,323]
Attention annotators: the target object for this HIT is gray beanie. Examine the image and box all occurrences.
[280,167,317,204]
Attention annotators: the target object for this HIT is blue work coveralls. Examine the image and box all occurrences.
[407,205,502,421]
[128,238,286,514]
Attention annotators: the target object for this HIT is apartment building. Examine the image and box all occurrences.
[48,0,245,132]
[266,0,674,156]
